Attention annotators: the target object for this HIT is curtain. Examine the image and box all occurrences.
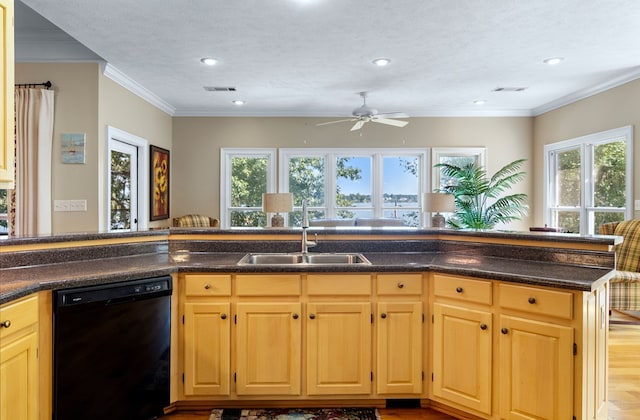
[9,87,55,236]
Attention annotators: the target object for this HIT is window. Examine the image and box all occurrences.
[0,189,7,235]
[220,149,276,227]
[280,149,428,227]
[544,126,633,234]
[432,147,486,191]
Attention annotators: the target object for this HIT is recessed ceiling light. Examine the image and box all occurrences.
[372,58,391,66]
[543,57,564,66]
[232,100,245,106]
[200,57,218,66]
[474,99,487,105]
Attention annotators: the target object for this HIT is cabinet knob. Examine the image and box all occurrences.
[528,297,536,304]
[501,327,509,335]
[309,314,316,319]
[480,323,488,330]
[397,282,404,289]
[292,313,299,320]
[204,283,211,290]
[456,287,463,293]
[0,320,10,328]
[381,313,387,319]
[221,314,227,320]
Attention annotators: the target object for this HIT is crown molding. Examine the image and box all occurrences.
[172,108,534,118]
[533,67,640,116]
[101,63,176,116]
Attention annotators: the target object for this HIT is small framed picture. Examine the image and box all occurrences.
[150,145,170,221]
[61,133,86,164]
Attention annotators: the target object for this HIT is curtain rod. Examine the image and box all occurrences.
[15,81,52,89]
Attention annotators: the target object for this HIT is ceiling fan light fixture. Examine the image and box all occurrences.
[372,58,391,66]
[232,100,245,106]
[543,57,564,66]
[200,57,218,66]
[474,99,487,105]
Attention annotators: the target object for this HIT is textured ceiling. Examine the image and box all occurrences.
[15,0,640,117]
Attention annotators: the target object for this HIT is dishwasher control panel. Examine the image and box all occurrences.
[55,276,172,308]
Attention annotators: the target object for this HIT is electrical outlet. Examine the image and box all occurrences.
[54,200,70,212]
[635,199,640,211]
[69,200,87,212]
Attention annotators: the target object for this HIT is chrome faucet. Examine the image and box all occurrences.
[301,200,317,254]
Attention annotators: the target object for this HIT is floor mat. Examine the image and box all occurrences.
[209,407,380,420]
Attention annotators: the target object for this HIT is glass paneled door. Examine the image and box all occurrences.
[109,140,138,231]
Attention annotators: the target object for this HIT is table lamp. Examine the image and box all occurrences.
[423,193,455,228]
[262,193,293,227]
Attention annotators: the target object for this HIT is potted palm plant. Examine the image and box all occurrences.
[435,159,528,229]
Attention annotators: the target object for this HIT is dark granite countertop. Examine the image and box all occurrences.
[1,250,613,304]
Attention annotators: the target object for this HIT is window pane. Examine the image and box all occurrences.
[383,156,419,207]
[438,155,477,189]
[593,141,626,207]
[593,211,625,234]
[383,208,419,227]
[0,189,7,234]
[555,148,581,207]
[110,150,131,230]
[231,156,267,208]
[289,157,325,207]
[553,210,580,233]
[336,156,371,206]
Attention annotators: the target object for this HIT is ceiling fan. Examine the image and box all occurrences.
[317,92,409,131]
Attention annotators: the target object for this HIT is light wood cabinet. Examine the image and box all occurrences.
[0,0,14,189]
[0,295,38,420]
[431,274,492,415]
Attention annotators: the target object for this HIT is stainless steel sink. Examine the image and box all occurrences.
[237,253,371,265]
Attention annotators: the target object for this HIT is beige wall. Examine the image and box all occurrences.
[15,62,173,233]
[172,116,534,230]
[532,79,640,225]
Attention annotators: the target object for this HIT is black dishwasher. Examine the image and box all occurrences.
[53,276,172,420]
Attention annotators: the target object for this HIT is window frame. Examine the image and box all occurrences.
[431,147,487,192]
[543,125,633,234]
[219,148,277,228]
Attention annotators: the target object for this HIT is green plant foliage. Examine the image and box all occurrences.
[435,159,528,229]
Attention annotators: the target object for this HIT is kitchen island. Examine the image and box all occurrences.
[0,228,618,420]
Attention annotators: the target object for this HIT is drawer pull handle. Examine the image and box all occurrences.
[397,282,404,289]
[309,314,316,319]
[221,314,227,320]
[501,327,509,335]
[456,287,463,293]
[381,313,387,319]
[528,297,536,304]
[292,313,299,320]
[0,320,10,328]
[480,324,488,330]
[204,284,211,290]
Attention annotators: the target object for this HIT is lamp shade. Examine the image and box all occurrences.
[262,193,293,213]
[423,193,455,213]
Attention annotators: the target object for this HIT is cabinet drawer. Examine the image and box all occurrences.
[377,274,422,295]
[0,295,38,341]
[184,274,231,296]
[307,274,371,295]
[236,274,301,296]
[499,283,573,320]
[433,274,492,305]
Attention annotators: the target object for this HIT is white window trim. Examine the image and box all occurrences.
[431,147,487,191]
[279,148,429,221]
[105,126,149,231]
[543,125,633,234]
[219,148,277,228]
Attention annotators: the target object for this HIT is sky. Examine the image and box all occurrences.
[337,156,419,196]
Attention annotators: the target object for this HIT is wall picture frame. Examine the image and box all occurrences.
[150,145,170,221]
[61,133,86,164]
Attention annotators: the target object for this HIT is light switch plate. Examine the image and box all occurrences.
[54,200,70,211]
[635,199,640,211]
[69,200,87,211]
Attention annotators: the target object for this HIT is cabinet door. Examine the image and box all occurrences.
[307,302,372,395]
[499,315,573,420]
[0,0,14,189]
[236,303,301,395]
[0,332,38,420]
[432,303,492,415]
[376,301,422,395]
[183,302,230,396]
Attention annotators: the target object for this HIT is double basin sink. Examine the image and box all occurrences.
[238,252,371,266]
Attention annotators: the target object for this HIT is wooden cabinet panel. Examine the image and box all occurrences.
[184,274,231,297]
[432,303,492,415]
[499,283,573,320]
[0,296,38,342]
[0,0,14,189]
[433,273,492,305]
[377,274,422,295]
[236,303,301,395]
[183,302,230,396]
[376,301,422,395]
[306,302,371,395]
[499,315,573,420]
[307,274,371,295]
[235,274,301,296]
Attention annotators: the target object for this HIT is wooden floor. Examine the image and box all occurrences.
[161,311,640,420]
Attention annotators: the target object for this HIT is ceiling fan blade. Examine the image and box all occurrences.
[316,119,357,126]
[376,112,409,119]
[372,118,409,127]
[350,120,365,131]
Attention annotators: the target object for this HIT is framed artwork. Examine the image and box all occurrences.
[61,133,86,164]
[150,145,170,221]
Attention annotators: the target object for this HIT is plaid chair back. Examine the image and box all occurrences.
[600,219,640,272]
[172,214,219,227]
